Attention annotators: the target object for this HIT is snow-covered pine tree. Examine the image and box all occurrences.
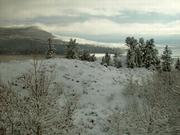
[65,39,79,59]
[155,59,162,71]
[105,52,111,66]
[175,58,180,71]
[135,46,143,67]
[125,37,138,50]
[138,37,146,67]
[113,52,122,68]
[143,39,159,69]
[89,54,97,62]
[101,56,105,65]
[80,50,91,61]
[101,52,111,66]
[125,37,138,68]
[127,49,136,68]
[79,50,96,62]
[46,38,56,59]
[161,45,173,72]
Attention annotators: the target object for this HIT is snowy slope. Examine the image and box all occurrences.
[0,58,151,134]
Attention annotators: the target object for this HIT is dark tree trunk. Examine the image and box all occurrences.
[36,125,42,135]
[0,127,6,135]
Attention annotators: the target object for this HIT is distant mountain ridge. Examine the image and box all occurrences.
[0,26,54,40]
[0,26,123,55]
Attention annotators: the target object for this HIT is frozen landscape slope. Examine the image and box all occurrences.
[0,58,152,134]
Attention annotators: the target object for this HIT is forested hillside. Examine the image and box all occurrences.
[0,27,121,55]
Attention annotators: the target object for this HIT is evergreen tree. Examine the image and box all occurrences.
[135,46,143,67]
[138,38,146,67]
[113,52,122,68]
[143,39,159,69]
[139,37,145,46]
[125,37,138,49]
[89,54,97,62]
[80,50,96,62]
[155,59,162,71]
[105,52,111,66]
[65,39,79,59]
[127,49,136,68]
[80,50,91,61]
[161,45,173,72]
[101,52,111,66]
[126,37,138,68]
[126,37,159,69]
[175,58,180,71]
[46,38,56,58]
[101,56,105,65]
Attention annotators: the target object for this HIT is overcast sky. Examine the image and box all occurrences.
[0,0,180,44]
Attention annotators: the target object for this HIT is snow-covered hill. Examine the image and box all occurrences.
[0,58,152,134]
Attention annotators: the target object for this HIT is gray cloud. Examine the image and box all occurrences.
[1,0,180,20]
[1,0,180,37]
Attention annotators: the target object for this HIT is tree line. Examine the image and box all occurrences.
[64,39,97,62]
[125,37,180,72]
[64,37,180,72]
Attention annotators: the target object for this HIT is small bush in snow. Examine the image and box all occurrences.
[107,71,180,135]
[79,50,97,62]
[175,58,180,71]
[101,52,111,66]
[65,39,79,59]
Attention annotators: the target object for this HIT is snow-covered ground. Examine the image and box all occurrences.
[0,58,152,134]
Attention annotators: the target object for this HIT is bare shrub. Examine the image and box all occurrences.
[0,59,79,135]
[107,71,180,135]
[0,79,21,135]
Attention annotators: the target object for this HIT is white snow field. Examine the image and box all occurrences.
[0,58,152,134]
